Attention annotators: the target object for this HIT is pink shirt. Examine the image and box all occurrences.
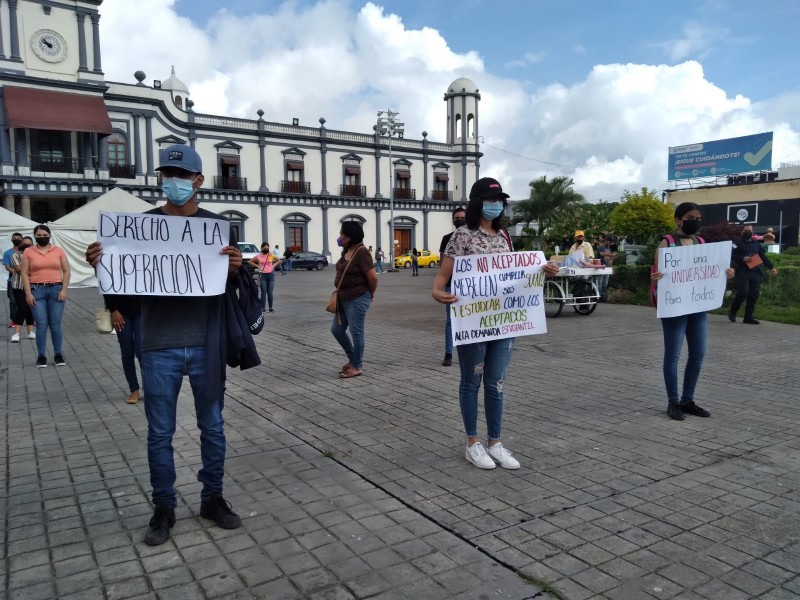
[24,246,67,284]
[253,252,276,274]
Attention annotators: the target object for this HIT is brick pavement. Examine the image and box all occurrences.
[2,268,799,599]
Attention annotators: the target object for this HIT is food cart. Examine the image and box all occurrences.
[544,265,613,317]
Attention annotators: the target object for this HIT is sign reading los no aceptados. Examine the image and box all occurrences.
[668,132,773,181]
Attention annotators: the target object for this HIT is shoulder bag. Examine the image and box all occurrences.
[326,247,364,317]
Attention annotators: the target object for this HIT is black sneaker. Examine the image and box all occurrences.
[442,353,452,367]
[680,401,710,417]
[36,355,47,368]
[200,496,241,529]
[728,311,736,323]
[54,353,66,366]
[667,404,684,421]
[743,318,760,325]
[144,505,175,546]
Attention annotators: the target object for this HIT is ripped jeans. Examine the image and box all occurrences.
[456,338,514,440]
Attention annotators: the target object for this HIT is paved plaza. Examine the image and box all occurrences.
[2,268,800,600]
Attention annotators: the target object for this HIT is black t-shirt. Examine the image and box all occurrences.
[140,207,236,352]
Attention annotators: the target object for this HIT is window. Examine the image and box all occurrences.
[467,113,474,138]
[288,227,303,252]
[108,132,127,166]
[282,212,310,251]
[38,131,64,161]
[455,113,461,138]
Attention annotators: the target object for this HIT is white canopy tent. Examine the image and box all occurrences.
[0,207,38,257]
[49,188,155,287]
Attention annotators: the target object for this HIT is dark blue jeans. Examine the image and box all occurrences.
[661,312,707,405]
[444,285,453,354]
[31,283,65,356]
[331,291,371,370]
[7,280,17,322]
[117,313,142,393]
[412,261,419,275]
[456,338,514,440]
[259,272,275,311]
[142,346,225,507]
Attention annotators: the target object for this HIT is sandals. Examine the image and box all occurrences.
[340,362,353,374]
[339,367,362,379]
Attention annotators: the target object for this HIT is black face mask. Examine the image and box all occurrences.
[681,220,701,235]
[12,239,22,247]
[453,218,466,228]
[262,249,269,254]
[35,236,50,246]
[742,232,753,241]
[19,245,31,252]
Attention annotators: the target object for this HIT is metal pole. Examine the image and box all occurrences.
[389,127,394,270]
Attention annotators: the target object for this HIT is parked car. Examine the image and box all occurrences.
[237,242,260,274]
[286,251,329,270]
[394,250,439,269]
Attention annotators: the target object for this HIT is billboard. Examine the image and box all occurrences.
[668,132,773,181]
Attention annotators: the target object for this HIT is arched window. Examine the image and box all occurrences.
[107,131,133,178]
[220,210,248,243]
[175,95,183,109]
[467,114,475,138]
[455,113,462,139]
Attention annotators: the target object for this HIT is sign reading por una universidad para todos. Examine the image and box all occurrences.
[450,251,548,347]
[96,211,230,296]
[656,241,732,319]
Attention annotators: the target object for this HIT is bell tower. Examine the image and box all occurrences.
[444,77,481,202]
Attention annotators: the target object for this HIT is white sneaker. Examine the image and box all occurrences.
[11,333,19,343]
[465,442,496,469]
[487,443,520,469]
[27,332,35,339]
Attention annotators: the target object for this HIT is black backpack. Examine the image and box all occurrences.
[236,269,264,335]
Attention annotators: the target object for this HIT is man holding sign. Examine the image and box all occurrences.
[651,203,734,421]
[433,177,559,471]
[86,145,244,545]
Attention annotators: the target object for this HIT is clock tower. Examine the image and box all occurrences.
[0,0,104,85]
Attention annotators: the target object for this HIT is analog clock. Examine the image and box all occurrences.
[30,29,68,63]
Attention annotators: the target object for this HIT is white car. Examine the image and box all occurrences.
[237,242,260,273]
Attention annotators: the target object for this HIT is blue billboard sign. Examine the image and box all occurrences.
[668,132,773,181]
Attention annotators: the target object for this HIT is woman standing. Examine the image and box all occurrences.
[105,294,143,404]
[249,242,279,313]
[331,221,378,379]
[411,248,420,276]
[10,236,35,342]
[432,178,559,470]
[22,225,71,367]
[650,202,734,421]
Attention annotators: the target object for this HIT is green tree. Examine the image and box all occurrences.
[512,176,585,249]
[609,187,674,245]
[544,201,618,247]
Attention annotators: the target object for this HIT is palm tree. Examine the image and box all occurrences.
[512,176,585,248]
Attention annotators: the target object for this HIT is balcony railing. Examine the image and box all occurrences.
[281,180,310,194]
[431,190,453,201]
[340,184,367,197]
[29,155,82,174]
[214,176,248,190]
[393,188,416,200]
[109,163,136,179]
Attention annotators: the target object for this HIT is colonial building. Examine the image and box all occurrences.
[0,0,483,258]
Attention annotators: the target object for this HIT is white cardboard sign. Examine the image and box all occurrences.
[450,251,548,346]
[96,211,230,296]
[656,241,732,318]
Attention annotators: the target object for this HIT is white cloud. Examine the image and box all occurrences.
[652,21,728,62]
[504,51,548,69]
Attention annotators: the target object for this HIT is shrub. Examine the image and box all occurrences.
[783,246,800,256]
[759,266,800,307]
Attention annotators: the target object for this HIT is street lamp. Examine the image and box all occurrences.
[376,110,404,271]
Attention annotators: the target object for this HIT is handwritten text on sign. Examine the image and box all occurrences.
[96,211,230,296]
[450,251,548,346]
[656,241,732,318]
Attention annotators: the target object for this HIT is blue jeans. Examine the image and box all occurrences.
[375,261,384,273]
[412,261,419,275]
[598,274,610,297]
[456,338,514,440]
[117,313,142,393]
[331,291,371,370]
[661,312,707,405]
[444,285,453,354]
[31,283,65,356]
[259,272,275,311]
[142,346,225,507]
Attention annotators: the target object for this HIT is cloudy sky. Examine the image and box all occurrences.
[100,0,800,202]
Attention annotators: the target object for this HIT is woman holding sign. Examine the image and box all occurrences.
[433,177,559,470]
[651,202,734,421]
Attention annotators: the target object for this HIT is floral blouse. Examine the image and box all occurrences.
[444,226,512,257]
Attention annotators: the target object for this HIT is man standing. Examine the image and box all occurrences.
[438,207,466,366]
[274,244,286,274]
[569,230,594,260]
[4,232,23,328]
[283,246,293,273]
[86,145,243,545]
[595,236,615,300]
[374,247,385,273]
[728,225,777,324]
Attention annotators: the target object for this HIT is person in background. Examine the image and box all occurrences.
[374,247,385,273]
[728,224,777,325]
[439,207,466,366]
[21,224,71,367]
[411,248,420,276]
[249,242,279,313]
[569,230,594,260]
[4,232,22,328]
[283,246,294,274]
[432,177,559,470]
[651,202,735,421]
[595,236,615,301]
[10,236,35,342]
[105,294,143,404]
[331,221,378,379]
[274,244,286,274]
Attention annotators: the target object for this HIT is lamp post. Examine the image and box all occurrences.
[376,110,404,271]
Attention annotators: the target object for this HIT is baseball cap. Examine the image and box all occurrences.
[575,230,585,237]
[469,177,510,200]
[156,144,202,173]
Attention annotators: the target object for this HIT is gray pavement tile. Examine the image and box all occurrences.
[155,582,206,600]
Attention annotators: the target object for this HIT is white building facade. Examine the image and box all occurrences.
[0,0,485,258]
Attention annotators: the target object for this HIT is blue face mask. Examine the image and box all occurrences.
[161,176,198,206]
[481,201,504,220]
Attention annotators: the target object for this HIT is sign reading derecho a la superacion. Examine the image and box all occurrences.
[96,211,230,296]
[450,251,548,347]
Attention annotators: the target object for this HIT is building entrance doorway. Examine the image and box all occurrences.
[394,228,411,256]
